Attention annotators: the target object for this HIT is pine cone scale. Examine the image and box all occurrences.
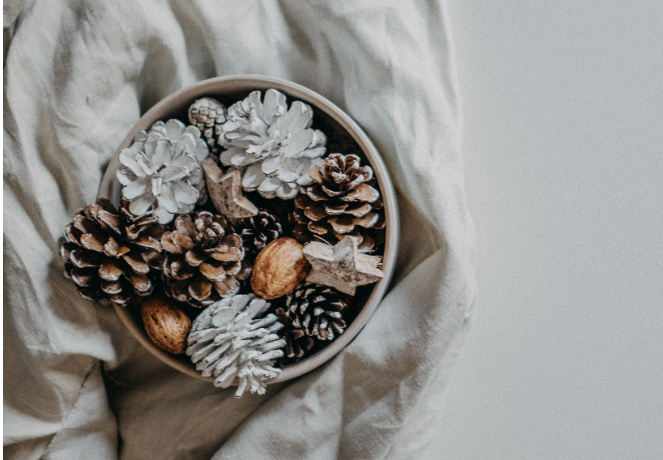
[96,211,121,233]
[184,249,206,267]
[212,278,239,296]
[320,184,345,197]
[199,262,226,281]
[209,250,242,262]
[72,213,93,233]
[122,254,150,274]
[189,276,212,301]
[68,247,102,267]
[80,234,105,252]
[64,225,80,245]
[101,280,122,295]
[328,216,354,234]
[99,261,123,281]
[345,203,372,217]
[173,231,196,252]
[303,203,328,221]
[307,221,329,235]
[306,186,328,201]
[127,273,152,293]
[341,183,380,203]
[70,268,95,287]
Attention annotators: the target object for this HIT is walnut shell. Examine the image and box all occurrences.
[141,297,192,354]
[250,237,311,299]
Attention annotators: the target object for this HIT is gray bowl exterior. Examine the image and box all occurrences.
[97,75,399,384]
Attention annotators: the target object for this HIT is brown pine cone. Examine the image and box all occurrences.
[61,200,163,306]
[161,211,247,307]
[276,307,315,363]
[281,283,348,341]
[290,153,385,253]
[188,97,226,155]
[236,210,283,260]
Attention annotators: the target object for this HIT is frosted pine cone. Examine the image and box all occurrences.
[187,294,286,397]
[117,119,209,224]
[161,211,247,307]
[188,97,227,155]
[291,153,385,253]
[61,200,164,306]
[217,89,326,199]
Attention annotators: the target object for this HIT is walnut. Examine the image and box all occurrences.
[141,297,192,354]
[250,237,310,299]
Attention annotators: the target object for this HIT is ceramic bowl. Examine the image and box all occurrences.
[97,75,399,383]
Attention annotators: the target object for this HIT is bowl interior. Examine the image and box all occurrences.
[97,75,399,384]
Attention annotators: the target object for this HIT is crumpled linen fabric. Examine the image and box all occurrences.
[3,1,475,459]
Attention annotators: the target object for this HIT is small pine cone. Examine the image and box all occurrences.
[61,200,161,306]
[283,283,348,341]
[188,97,227,155]
[161,211,247,307]
[290,153,386,253]
[236,210,283,260]
[275,308,315,363]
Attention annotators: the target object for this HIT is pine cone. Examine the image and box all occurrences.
[188,97,227,155]
[117,119,210,224]
[276,283,348,363]
[187,294,286,397]
[61,200,164,306]
[290,153,386,253]
[275,308,314,363]
[217,89,326,199]
[119,200,167,269]
[161,211,248,307]
[236,210,283,260]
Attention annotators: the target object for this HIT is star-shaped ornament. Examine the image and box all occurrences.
[202,158,258,219]
[303,236,384,296]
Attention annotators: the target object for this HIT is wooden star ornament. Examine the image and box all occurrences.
[303,236,384,296]
[202,158,258,219]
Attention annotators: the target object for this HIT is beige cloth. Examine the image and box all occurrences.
[3,1,475,458]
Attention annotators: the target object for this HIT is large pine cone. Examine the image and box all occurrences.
[61,200,165,306]
[236,210,283,260]
[276,283,348,362]
[291,153,385,253]
[161,211,248,307]
[218,89,327,200]
[117,119,209,224]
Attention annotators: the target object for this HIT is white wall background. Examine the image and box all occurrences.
[429,1,663,458]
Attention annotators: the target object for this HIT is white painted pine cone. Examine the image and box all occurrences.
[186,294,286,397]
[116,119,210,224]
[217,89,326,199]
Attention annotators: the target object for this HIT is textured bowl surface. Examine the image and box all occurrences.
[97,75,399,383]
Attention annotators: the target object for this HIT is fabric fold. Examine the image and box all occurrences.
[3,1,474,459]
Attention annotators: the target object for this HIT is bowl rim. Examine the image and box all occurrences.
[97,74,399,384]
